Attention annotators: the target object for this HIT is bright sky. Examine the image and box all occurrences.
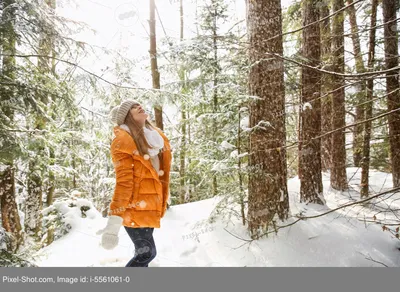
[58,0,295,89]
[59,0,295,47]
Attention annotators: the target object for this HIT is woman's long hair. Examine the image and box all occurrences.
[124,109,164,169]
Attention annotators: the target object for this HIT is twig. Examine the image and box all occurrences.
[268,52,400,78]
[358,252,389,267]
[0,54,193,99]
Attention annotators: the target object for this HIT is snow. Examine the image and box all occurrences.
[70,190,82,197]
[211,162,229,172]
[230,150,249,159]
[240,116,249,130]
[220,141,236,150]
[230,150,238,158]
[237,152,248,158]
[0,227,7,251]
[0,164,8,172]
[33,168,400,267]
[302,102,312,110]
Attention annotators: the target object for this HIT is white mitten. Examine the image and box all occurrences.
[96,215,123,250]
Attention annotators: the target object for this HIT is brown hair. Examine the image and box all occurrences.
[124,107,164,169]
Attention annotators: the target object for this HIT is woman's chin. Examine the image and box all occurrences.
[136,114,149,125]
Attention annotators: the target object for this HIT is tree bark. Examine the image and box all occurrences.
[360,0,378,198]
[238,105,246,226]
[179,0,186,204]
[45,0,57,246]
[149,0,163,130]
[46,0,56,208]
[320,0,333,171]
[0,166,23,252]
[246,0,289,238]
[347,0,367,168]
[25,164,43,237]
[330,0,348,190]
[299,0,324,204]
[382,0,400,187]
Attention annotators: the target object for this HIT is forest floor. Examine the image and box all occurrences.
[34,167,400,267]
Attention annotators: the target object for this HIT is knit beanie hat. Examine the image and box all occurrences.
[109,99,141,125]
[110,106,119,125]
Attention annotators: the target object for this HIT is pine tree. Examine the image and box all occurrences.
[0,0,24,252]
[179,0,187,204]
[330,0,348,190]
[299,0,324,204]
[320,0,333,171]
[347,0,367,168]
[149,0,163,130]
[382,0,400,187]
[247,0,289,238]
[25,0,58,238]
[360,0,378,198]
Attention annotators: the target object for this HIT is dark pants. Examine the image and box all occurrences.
[124,226,157,267]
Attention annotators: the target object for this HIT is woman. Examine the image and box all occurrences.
[97,99,172,267]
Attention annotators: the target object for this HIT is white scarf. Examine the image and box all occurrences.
[119,124,164,157]
[143,126,164,157]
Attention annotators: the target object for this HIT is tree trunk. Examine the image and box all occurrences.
[72,145,77,189]
[0,0,24,252]
[299,0,324,204]
[320,1,333,171]
[238,105,246,226]
[212,0,218,197]
[45,0,57,245]
[347,0,367,168]
[149,0,163,130]
[330,0,348,190]
[25,0,56,238]
[246,0,289,238]
[179,0,186,204]
[0,166,23,252]
[47,147,55,206]
[383,0,400,187]
[179,104,186,203]
[360,0,378,198]
[25,160,43,237]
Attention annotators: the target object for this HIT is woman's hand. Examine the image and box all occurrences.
[96,215,123,250]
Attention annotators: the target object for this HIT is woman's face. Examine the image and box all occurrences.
[129,103,149,126]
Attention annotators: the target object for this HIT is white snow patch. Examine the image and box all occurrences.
[302,102,312,110]
[220,141,236,150]
[33,168,400,267]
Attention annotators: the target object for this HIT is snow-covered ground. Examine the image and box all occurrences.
[34,168,400,267]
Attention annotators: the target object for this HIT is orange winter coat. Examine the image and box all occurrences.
[108,125,172,228]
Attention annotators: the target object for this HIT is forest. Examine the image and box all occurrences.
[0,0,399,267]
